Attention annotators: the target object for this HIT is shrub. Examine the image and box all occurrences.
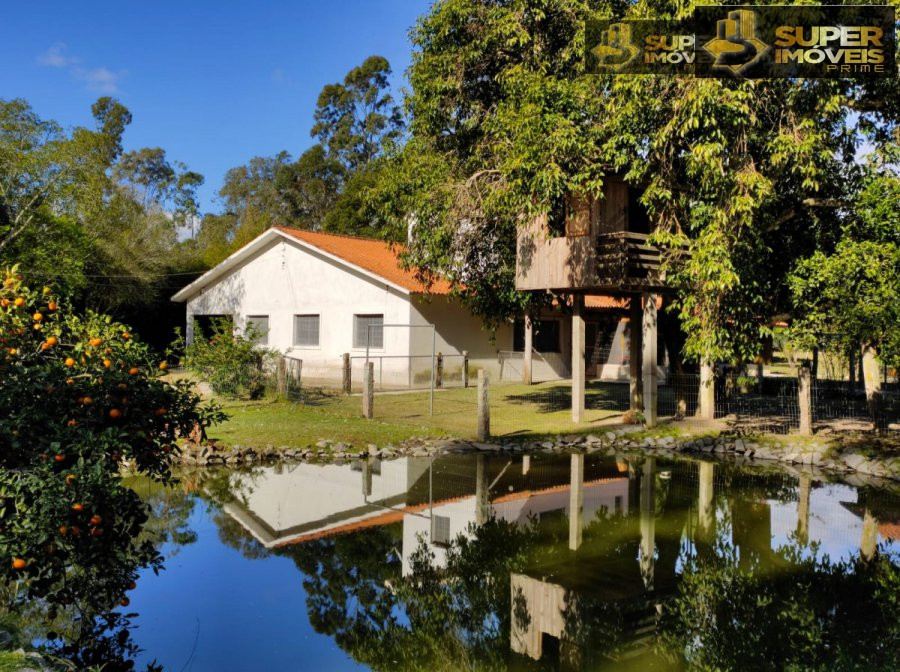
[177,318,273,399]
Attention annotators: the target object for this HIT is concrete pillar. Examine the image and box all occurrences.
[476,369,490,441]
[571,295,585,423]
[569,453,585,551]
[796,474,811,546]
[861,343,883,431]
[861,509,878,561]
[522,455,531,476]
[342,353,351,394]
[362,361,374,419]
[475,454,490,525]
[640,458,656,589]
[642,293,658,427]
[523,314,534,385]
[698,461,715,538]
[698,357,715,420]
[798,363,813,435]
[629,297,643,411]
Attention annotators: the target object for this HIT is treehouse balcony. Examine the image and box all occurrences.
[515,178,684,294]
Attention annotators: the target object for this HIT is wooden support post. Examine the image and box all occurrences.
[462,351,469,388]
[361,459,373,497]
[276,355,287,399]
[861,343,883,432]
[522,455,531,475]
[362,361,374,419]
[698,461,715,539]
[629,297,643,411]
[797,474,811,546]
[475,454,491,524]
[435,352,443,389]
[523,314,534,385]
[798,363,813,435]
[698,357,715,420]
[848,347,856,388]
[476,369,490,441]
[811,347,819,379]
[572,295,585,423]
[642,293,658,428]
[569,453,584,551]
[342,353,351,394]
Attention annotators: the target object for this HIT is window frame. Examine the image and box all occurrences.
[353,314,384,350]
[293,314,320,349]
[245,315,269,346]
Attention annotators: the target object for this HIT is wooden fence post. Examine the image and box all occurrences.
[476,369,490,441]
[462,351,469,388]
[362,361,374,419]
[798,362,813,435]
[436,352,443,389]
[276,355,287,399]
[342,353,351,394]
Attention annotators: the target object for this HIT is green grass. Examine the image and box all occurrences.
[208,379,634,449]
[0,651,26,672]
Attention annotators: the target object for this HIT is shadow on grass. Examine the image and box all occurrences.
[503,381,630,413]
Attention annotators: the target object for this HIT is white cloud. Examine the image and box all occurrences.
[37,42,79,68]
[75,66,124,94]
[37,43,124,94]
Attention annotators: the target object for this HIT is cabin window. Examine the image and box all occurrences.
[627,187,651,234]
[547,193,591,237]
[513,318,561,353]
[246,315,269,345]
[293,315,320,347]
[354,314,384,349]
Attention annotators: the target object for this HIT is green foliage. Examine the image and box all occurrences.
[178,317,273,399]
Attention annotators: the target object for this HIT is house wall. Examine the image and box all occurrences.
[183,236,505,385]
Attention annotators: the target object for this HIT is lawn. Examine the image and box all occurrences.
[207,379,633,449]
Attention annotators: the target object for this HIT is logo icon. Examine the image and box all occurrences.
[702,9,769,75]
[591,22,641,71]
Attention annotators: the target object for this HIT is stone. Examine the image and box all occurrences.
[605,432,617,441]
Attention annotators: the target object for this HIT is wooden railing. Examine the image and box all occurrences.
[595,231,663,284]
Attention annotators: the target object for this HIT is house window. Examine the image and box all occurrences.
[431,515,451,547]
[193,314,231,339]
[513,318,561,353]
[293,315,320,347]
[246,315,269,345]
[354,314,383,349]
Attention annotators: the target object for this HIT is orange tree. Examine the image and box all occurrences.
[0,267,224,667]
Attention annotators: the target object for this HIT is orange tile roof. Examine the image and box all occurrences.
[275,227,452,295]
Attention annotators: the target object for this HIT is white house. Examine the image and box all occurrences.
[172,226,661,386]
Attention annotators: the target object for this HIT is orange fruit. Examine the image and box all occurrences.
[89,337,102,347]
[11,558,26,570]
[70,525,81,537]
[42,286,51,295]
[33,323,42,330]
[109,408,122,419]
[13,297,25,307]
[120,597,130,607]
[89,515,103,526]
[72,503,84,512]
[46,336,58,346]
[64,357,76,367]
[33,312,43,321]
[103,359,112,369]
[158,362,168,370]
[66,419,77,427]
[128,367,139,375]
[154,407,167,417]
[81,396,93,405]
[0,298,8,308]
[54,454,66,462]
[90,527,103,537]
[8,348,16,356]
[65,378,74,385]
[47,301,57,311]
[58,525,68,536]
[65,474,77,486]
[128,580,137,590]
[117,383,128,390]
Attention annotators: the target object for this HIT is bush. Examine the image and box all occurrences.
[177,318,273,399]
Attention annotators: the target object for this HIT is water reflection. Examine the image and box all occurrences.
[189,453,899,671]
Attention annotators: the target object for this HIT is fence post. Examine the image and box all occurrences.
[798,362,813,435]
[362,361,374,419]
[276,355,287,399]
[698,358,715,420]
[436,352,443,389]
[476,369,490,441]
[342,353,351,394]
[463,351,469,388]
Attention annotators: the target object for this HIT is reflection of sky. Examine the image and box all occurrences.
[130,500,365,672]
[770,482,899,563]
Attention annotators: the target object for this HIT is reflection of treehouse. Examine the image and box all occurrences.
[516,177,691,425]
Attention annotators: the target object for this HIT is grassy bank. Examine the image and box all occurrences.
[207,379,631,449]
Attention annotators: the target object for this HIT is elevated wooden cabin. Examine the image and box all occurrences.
[515,177,676,294]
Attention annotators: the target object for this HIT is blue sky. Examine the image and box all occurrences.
[1,1,431,212]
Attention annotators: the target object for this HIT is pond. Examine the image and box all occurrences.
[29,452,900,670]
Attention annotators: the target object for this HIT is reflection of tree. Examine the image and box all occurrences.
[661,522,900,671]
